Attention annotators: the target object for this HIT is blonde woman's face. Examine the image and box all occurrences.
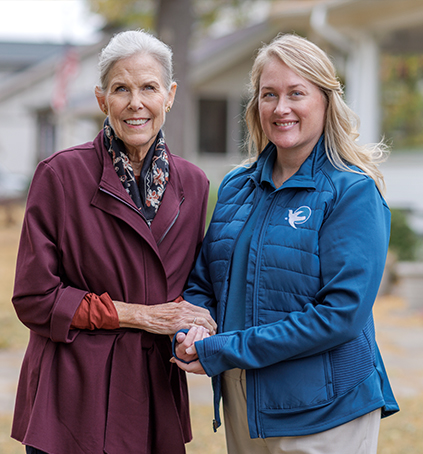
[258,57,326,161]
[95,53,176,158]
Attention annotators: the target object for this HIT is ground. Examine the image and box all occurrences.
[0,204,422,453]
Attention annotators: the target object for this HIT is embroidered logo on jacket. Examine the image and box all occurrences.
[286,206,312,229]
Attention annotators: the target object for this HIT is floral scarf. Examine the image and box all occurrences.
[103,118,169,226]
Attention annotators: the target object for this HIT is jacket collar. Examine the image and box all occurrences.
[251,135,327,190]
[91,131,185,255]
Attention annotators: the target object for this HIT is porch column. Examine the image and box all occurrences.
[345,34,381,144]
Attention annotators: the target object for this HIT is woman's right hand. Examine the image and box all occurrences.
[113,299,217,335]
[173,326,209,362]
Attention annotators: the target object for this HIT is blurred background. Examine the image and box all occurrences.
[1,1,423,453]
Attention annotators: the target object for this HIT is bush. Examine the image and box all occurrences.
[205,187,218,230]
[389,208,420,261]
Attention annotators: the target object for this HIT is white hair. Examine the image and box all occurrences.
[98,30,174,91]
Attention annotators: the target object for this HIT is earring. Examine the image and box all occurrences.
[103,105,108,115]
[166,105,171,113]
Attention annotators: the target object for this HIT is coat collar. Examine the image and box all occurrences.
[90,131,185,255]
[251,135,327,190]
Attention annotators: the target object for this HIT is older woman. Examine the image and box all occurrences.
[12,30,216,454]
[173,34,399,454]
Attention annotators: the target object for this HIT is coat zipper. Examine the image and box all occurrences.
[99,187,149,225]
[157,197,185,246]
[252,193,278,439]
[99,187,184,245]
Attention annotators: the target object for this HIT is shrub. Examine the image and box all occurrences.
[389,208,420,261]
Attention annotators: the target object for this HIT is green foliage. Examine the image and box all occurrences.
[88,0,269,35]
[89,0,155,29]
[205,186,218,230]
[389,208,420,261]
[381,54,423,150]
[195,0,267,31]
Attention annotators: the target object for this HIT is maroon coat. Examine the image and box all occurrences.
[12,131,209,454]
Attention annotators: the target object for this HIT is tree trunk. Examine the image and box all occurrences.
[156,0,194,158]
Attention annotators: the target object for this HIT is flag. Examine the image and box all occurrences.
[51,46,79,112]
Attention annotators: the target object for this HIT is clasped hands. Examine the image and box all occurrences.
[113,295,214,375]
[171,325,211,375]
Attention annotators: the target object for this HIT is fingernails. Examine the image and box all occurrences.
[186,347,194,355]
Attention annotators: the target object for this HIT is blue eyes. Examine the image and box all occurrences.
[262,91,303,98]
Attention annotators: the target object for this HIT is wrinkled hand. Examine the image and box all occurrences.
[114,299,217,336]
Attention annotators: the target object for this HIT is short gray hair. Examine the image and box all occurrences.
[98,30,174,91]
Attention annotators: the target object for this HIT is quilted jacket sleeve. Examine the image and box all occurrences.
[182,169,241,320]
[12,162,86,343]
[194,176,390,377]
[183,233,218,322]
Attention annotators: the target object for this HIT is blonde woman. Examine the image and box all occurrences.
[173,34,399,454]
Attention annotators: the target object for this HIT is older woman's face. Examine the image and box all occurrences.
[258,57,326,162]
[96,53,176,158]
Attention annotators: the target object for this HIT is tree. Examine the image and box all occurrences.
[155,0,194,158]
[89,0,194,156]
[88,0,269,157]
[381,53,423,150]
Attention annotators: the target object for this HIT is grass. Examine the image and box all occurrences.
[1,203,422,453]
[0,204,28,350]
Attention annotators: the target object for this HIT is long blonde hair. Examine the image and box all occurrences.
[244,33,388,194]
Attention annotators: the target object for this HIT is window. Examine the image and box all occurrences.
[199,98,227,154]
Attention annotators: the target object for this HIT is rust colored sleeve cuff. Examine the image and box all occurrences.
[71,292,120,330]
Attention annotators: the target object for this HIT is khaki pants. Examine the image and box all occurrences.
[222,368,381,454]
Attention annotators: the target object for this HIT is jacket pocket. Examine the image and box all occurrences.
[257,352,333,413]
[330,317,376,396]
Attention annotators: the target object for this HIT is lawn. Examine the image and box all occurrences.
[0,203,422,453]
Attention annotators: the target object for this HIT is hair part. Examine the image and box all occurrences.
[98,29,174,92]
[244,33,388,194]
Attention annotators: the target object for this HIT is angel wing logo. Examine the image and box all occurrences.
[286,206,312,229]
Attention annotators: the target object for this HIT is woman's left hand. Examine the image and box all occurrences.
[174,326,208,362]
[113,299,217,335]
[170,326,208,375]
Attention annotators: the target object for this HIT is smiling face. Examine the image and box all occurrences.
[95,52,176,158]
[258,57,327,163]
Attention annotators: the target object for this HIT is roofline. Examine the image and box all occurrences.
[0,37,108,103]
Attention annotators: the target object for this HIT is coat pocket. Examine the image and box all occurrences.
[257,352,333,413]
[330,317,376,396]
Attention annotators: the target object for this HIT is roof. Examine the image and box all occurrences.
[0,41,66,74]
[0,38,108,102]
[190,20,281,84]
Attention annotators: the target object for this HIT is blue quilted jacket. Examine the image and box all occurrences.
[184,137,399,438]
